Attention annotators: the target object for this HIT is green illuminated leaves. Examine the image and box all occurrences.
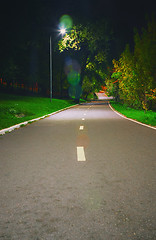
[86,62,95,70]
[58,21,112,97]
[58,27,81,52]
[95,52,107,64]
[109,18,156,110]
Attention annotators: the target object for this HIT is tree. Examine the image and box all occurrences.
[112,45,142,108]
[109,17,156,110]
[58,21,112,100]
[134,17,156,110]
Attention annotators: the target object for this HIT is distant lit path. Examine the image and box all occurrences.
[96,91,114,100]
[0,101,156,239]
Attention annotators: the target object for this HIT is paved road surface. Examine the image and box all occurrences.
[0,101,156,240]
[95,92,113,100]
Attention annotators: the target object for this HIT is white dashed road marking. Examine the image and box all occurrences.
[79,126,84,130]
[77,147,86,161]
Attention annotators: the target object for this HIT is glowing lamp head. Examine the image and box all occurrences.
[60,27,66,35]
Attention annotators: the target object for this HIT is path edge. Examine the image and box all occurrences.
[0,104,78,135]
[109,102,156,130]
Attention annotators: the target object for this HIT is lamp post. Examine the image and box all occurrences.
[49,27,66,102]
[49,35,52,102]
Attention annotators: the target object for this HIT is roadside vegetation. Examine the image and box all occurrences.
[106,18,156,112]
[110,100,156,127]
[1,16,155,130]
[0,93,76,130]
[105,18,156,127]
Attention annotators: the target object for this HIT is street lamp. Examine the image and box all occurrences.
[49,27,66,102]
[60,27,66,35]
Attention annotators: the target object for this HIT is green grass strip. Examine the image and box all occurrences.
[0,93,76,130]
[110,101,156,127]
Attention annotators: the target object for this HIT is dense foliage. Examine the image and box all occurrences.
[58,22,112,99]
[106,18,156,110]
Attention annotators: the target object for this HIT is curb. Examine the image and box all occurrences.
[0,104,78,135]
[109,103,156,130]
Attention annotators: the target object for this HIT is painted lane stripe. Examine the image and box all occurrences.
[82,118,85,121]
[77,146,86,161]
[79,126,84,130]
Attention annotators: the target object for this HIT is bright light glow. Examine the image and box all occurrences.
[59,15,73,30]
[59,28,66,35]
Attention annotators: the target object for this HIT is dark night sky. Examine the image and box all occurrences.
[0,0,155,55]
[1,0,155,28]
[44,0,155,29]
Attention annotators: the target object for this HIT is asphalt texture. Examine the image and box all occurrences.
[0,101,156,240]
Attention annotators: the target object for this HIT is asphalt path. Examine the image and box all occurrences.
[0,101,156,240]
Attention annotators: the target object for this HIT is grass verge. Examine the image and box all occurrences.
[0,93,77,130]
[110,101,156,127]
